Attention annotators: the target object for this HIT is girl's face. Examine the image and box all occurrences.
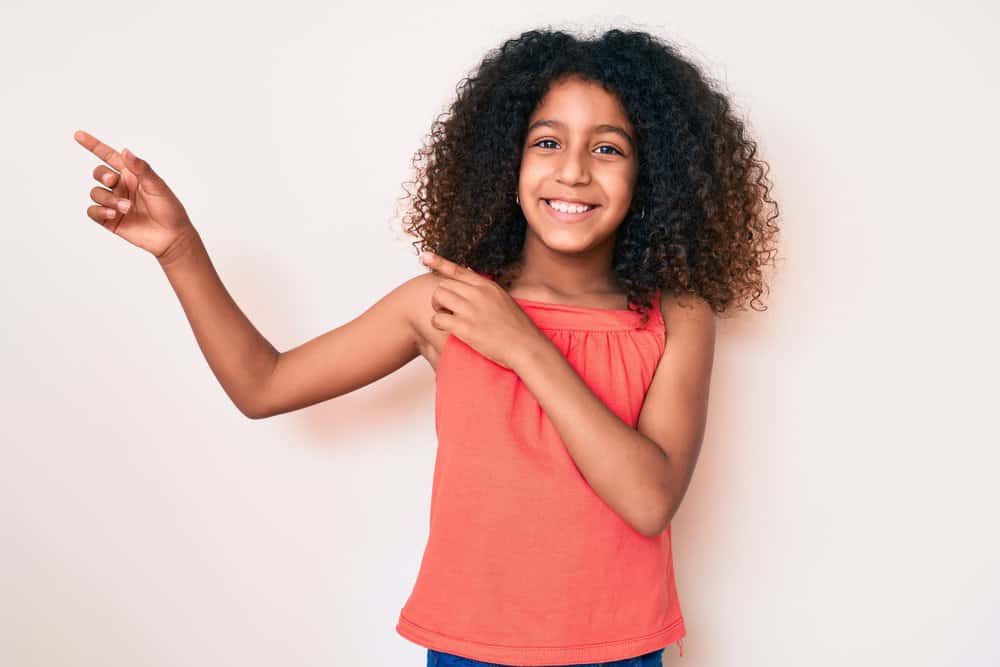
[517,76,638,259]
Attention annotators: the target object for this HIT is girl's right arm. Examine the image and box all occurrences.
[159,233,424,419]
[75,131,423,419]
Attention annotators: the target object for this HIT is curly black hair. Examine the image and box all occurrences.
[397,27,780,325]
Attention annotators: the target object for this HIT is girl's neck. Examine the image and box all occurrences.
[511,241,621,299]
[505,266,628,309]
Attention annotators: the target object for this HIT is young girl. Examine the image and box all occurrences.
[74,27,778,667]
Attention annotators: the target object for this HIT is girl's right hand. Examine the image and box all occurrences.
[74,130,196,260]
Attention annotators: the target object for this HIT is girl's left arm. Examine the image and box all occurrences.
[512,294,716,537]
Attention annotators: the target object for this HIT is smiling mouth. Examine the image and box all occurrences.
[542,199,601,221]
[543,198,599,212]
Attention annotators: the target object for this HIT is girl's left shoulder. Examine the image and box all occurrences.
[659,291,716,338]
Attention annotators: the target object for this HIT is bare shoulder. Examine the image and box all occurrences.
[404,269,445,306]
[372,269,446,359]
[657,290,717,361]
[660,291,717,334]
[392,270,438,327]
[406,270,450,369]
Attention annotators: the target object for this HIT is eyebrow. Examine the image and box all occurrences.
[526,119,634,149]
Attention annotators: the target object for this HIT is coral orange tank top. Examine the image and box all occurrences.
[396,281,686,666]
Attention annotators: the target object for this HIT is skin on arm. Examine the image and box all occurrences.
[635,293,716,532]
[248,272,432,419]
[72,129,436,420]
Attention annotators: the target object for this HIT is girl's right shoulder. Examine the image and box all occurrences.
[400,269,447,345]
[398,270,443,320]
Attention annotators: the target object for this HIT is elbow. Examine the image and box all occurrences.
[639,514,668,539]
[638,497,677,538]
[637,518,664,539]
[239,402,269,420]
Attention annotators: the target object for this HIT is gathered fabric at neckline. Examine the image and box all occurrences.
[512,292,664,333]
[474,271,663,332]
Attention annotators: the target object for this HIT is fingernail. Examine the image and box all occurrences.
[102,174,114,185]
[420,251,433,262]
[117,199,131,212]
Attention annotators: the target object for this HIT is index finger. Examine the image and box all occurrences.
[420,251,481,282]
[73,130,124,171]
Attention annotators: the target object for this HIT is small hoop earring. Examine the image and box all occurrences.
[516,194,520,205]
[639,208,645,220]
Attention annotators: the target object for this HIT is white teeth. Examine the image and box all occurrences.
[546,199,595,214]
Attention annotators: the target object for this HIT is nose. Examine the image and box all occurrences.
[555,144,592,186]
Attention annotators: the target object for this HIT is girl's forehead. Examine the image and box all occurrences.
[530,78,632,130]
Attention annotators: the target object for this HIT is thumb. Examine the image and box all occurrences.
[121,147,170,197]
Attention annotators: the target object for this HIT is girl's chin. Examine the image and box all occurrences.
[525,225,602,251]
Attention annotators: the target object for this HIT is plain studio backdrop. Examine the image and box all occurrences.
[2,1,997,665]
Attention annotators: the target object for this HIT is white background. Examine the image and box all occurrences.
[2,1,997,665]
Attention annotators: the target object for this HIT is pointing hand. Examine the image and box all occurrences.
[420,251,545,371]
[74,130,197,261]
